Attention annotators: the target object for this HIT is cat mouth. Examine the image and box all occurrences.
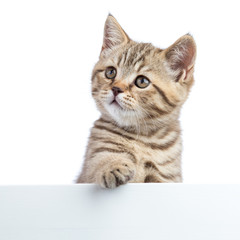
[111,99,123,109]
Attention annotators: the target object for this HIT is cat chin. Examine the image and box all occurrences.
[104,103,141,127]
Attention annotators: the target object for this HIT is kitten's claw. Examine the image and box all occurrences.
[98,163,135,189]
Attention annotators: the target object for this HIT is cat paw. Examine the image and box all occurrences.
[98,163,135,189]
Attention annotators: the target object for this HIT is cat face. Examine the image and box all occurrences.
[91,15,196,128]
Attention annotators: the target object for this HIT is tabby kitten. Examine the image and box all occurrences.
[77,14,196,188]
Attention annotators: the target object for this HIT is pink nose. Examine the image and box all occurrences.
[112,86,123,96]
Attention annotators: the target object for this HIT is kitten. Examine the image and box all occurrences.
[76,14,196,188]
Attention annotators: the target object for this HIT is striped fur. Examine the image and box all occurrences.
[76,15,196,188]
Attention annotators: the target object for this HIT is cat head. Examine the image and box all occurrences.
[91,14,196,129]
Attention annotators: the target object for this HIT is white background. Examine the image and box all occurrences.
[0,0,239,184]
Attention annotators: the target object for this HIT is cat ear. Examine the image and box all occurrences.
[101,14,130,54]
[164,34,196,84]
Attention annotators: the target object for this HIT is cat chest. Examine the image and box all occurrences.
[124,136,182,165]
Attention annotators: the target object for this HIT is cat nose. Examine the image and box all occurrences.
[112,86,123,96]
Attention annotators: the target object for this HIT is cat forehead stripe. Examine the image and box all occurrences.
[126,43,155,67]
[116,43,155,68]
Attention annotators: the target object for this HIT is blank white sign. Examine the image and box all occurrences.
[0,184,240,240]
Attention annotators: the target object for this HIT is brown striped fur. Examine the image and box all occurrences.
[76,15,196,188]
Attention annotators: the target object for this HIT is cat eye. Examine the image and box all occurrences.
[135,76,150,89]
[105,66,117,79]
